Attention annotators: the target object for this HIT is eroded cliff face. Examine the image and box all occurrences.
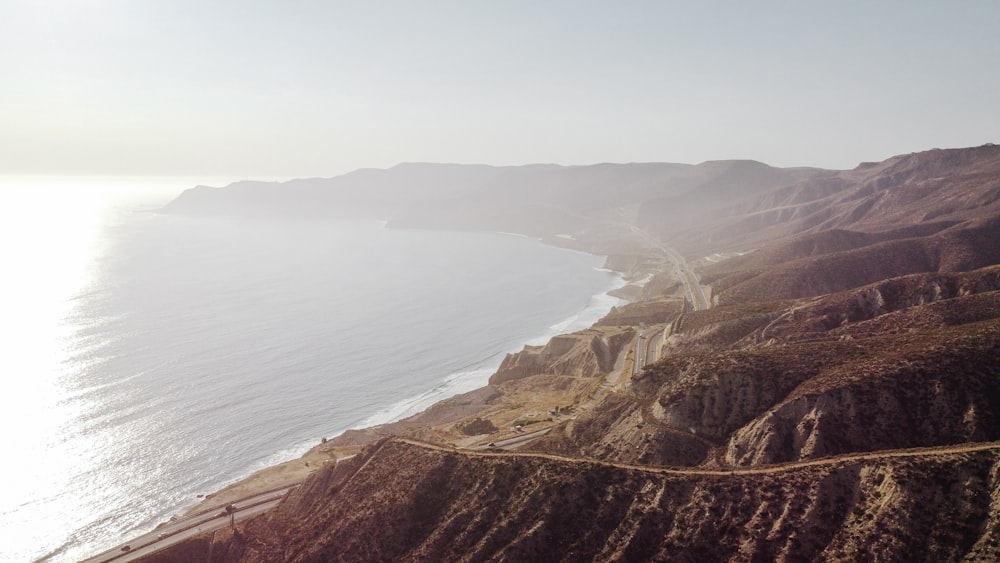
[534,267,1000,469]
[144,440,1000,563]
[724,322,1000,466]
[528,392,715,467]
[489,328,634,384]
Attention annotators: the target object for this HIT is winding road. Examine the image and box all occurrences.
[87,432,1000,561]
[401,437,1000,477]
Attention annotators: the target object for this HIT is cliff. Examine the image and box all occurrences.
[490,329,635,384]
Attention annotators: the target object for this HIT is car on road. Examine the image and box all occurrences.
[121,545,131,552]
[487,442,496,448]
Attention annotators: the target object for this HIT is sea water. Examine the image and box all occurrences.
[0,178,623,562]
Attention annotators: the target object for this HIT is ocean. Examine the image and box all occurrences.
[0,178,623,562]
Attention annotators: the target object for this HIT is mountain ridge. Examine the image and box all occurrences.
[138,144,1000,562]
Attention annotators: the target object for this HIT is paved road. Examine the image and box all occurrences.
[632,333,649,376]
[632,325,668,376]
[625,225,709,311]
[645,326,665,366]
[82,487,295,563]
[662,247,709,311]
[471,428,552,451]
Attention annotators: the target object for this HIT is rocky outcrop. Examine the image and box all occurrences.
[456,417,498,436]
[633,342,863,443]
[533,392,714,467]
[489,329,634,384]
[602,254,650,274]
[597,298,682,327]
[725,322,1000,465]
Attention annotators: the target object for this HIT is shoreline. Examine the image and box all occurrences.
[166,235,650,518]
[175,236,657,519]
[352,262,629,429]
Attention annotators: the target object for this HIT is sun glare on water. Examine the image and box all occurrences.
[0,176,211,561]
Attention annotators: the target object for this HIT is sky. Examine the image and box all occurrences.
[2,1,998,179]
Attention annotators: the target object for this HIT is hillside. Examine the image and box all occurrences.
[144,439,1000,562]
[142,144,1000,562]
[545,267,1000,468]
[161,159,821,243]
[660,144,1000,256]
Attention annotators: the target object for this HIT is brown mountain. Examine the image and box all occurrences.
[662,144,1000,255]
[144,439,1000,562]
[145,144,1000,562]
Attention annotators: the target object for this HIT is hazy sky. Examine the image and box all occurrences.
[2,1,998,178]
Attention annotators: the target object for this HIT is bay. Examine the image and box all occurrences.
[0,178,621,562]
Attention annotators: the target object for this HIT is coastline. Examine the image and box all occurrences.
[176,239,654,518]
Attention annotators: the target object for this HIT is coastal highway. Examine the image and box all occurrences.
[633,333,648,376]
[472,427,552,451]
[663,246,710,311]
[632,325,666,376]
[82,486,296,563]
[643,325,665,367]
[626,225,709,311]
